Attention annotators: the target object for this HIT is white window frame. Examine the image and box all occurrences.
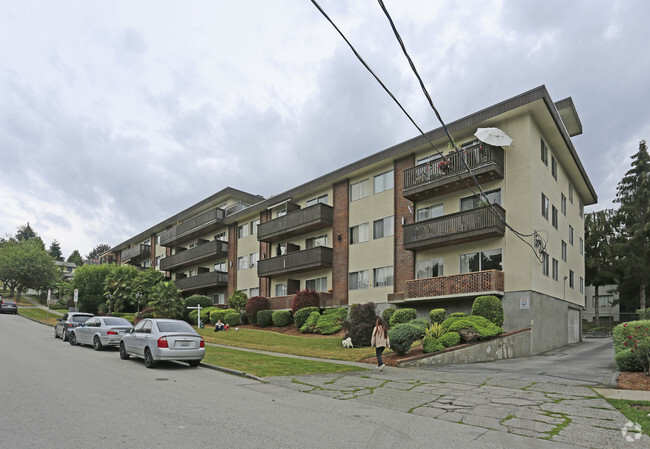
[416,204,443,221]
[350,223,369,244]
[373,170,394,194]
[349,270,369,290]
[305,277,327,292]
[373,266,394,287]
[541,139,548,166]
[238,224,249,239]
[350,179,370,201]
[373,216,394,239]
[541,193,549,220]
[416,258,444,279]
[306,194,328,207]
[237,255,249,270]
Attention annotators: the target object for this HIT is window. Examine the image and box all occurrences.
[188,243,195,249]
[276,209,286,218]
[561,194,567,216]
[561,241,567,262]
[156,235,161,245]
[460,249,502,273]
[552,205,558,229]
[416,258,443,279]
[349,270,369,290]
[579,238,583,255]
[238,224,249,239]
[350,179,370,201]
[579,277,584,294]
[306,234,328,249]
[461,189,501,211]
[189,268,197,277]
[579,200,584,219]
[249,287,259,297]
[541,193,549,220]
[593,295,613,308]
[416,204,443,221]
[214,262,226,272]
[214,232,227,241]
[373,170,394,194]
[569,183,574,204]
[213,293,225,305]
[250,219,260,235]
[306,194,328,207]
[541,139,548,166]
[552,258,559,281]
[306,277,327,292]
[542,252,549,277]
[373,216,394,239]
[569,270,574,288]
[373,266,394,287]
[350,223,369,244]
[249,252,259,268]
[237,255,249,270]
[275,283,287,296]
[416,153,442,165]
[551,156,557,180]
[569,225,574,245]
[155,256,161,267]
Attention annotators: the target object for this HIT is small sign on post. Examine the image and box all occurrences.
[74,289,79,303]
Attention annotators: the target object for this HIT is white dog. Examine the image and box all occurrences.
[341,337,353,349]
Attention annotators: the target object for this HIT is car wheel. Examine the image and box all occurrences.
[68,332,77,346]
[61,330,68,342]
[93,336,103,351]
[119,342,130,360]
[188,360,201,367]
[144,348,156,369]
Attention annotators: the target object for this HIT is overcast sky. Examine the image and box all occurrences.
[1,0,648,259]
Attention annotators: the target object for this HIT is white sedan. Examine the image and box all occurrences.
[68,316,133,350]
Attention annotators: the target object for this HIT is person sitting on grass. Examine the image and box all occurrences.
[214,320,225,332]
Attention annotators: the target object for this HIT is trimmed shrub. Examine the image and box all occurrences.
[294,307,319,329]
[388,322,421,356]
[257,310,274,328]
[272,310,293,327]
[291,289,320,315]
[615,349,644,372]
[314,307,347,335]
[227,290,248,313]
[390,308,417,327]
[239,311,249,325]
[471,295,504,327]
[612,320,650,353]
[188,307,216,325]
[422,336,444,353]
[439,331,461,348]
[300,311,321,333]
[224,312,241,327]
[411,318,430,339]
[183,295,212,319]
[429,308,446,324]
[638,309,650,320]
[323,307,348,320]
[441,315,503,341]
[382,307,397,324]
[210,308,235,324]
[343,302,377,347]
[449,312,467,319]
[245,296,270,325]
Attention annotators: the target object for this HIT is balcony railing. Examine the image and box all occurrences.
[257,246,333,277]
[403,143,504,201]
[160,207,225,247]
[121,244,151,262]
[225,201,251,217]
[257,203,334,243]
[403,204,505,251]
[266,292,341,310]
[174,271,228,292]
[389,270,504,302]
[160,240,229,271]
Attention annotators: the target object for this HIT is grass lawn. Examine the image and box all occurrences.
[197,327,376,362]
[202,346,366,377]
[606,398,650,436]
[18,307,60,326]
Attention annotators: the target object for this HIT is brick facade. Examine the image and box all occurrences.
[394,155,415,294]
[332,179,349,305]
[401,270,504,299]
[259,210,272,297]
[227,223,238,297]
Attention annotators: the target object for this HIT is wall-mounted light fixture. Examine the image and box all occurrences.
[337,233,342,241]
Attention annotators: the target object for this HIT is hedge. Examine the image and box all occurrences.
[314,307,347,335]
[441,315,503,340]
[615,349,644,372]
[439,331,461,348]
[272,310,293,327]
[382,308,397,324]
[210,308,236,324]
[471,295,504,327]
[294,307,319,329]
[389,308,417,327]
[300,311,321,333]
[183,295,212,319]
[224,312,241,327]
[257,309,274,328]
[422,336,444,353]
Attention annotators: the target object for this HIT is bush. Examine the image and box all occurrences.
[300,311,321,333]
[239,311,249,325]
[257,310,274,328]
[227,290,248,313]
[449,312,467,319]
[615,349,644,372]
[422,336,444,353]
[425,323,447,339]
[210,308,235,324]
[294,307,319,329]
[188,307,216,325]
[613,320,650,353]
[323,307,348,320]
[411,318,430,339]
[638,309,650,320]
[272,310,293,327]
[442,315,503,341]
[314,307,347,335]
[429,308,446,324]
[471,295,504,327]
[388,322,421,355]
[439,331,461,348]
[291,290,320,315]
[390,308,417,327]
[343,302,377,347]
[382,307,397,324]
[245,296,270,325]
[224,312,241,327]
[183,295,212,319]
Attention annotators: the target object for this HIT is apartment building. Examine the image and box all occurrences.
[110,85,597,354]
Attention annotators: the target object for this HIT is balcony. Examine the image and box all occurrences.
[174,271,228,292]
[267,292,343,310]
[403,143,504,201]
[121,244,151,262]
[403,204,505,251]
[160,240,229,271]
[257,246,333,277]
[160,207,225,247]
[389,270,504,302]
[257,203,333,243]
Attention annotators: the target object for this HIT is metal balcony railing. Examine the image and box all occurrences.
[257,246,333,277]
[160,240,229,271]
[160,207,225,246]
[121,244,151,262]
[257,203,333,243]
[174,271,228,292]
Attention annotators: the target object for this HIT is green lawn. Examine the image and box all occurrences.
[18,307,60,326]
[606,399,650,436]
[203,345,366,377]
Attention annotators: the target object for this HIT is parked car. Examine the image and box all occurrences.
[68,316,133,350]
[0,299,18,314]
[119,318,205,368]
[54,312,94,341]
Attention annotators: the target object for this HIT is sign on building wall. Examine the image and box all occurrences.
[520,296,529,309]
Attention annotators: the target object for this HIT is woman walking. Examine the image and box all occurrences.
[371,317,390,371]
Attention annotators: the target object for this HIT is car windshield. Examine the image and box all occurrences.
[157,322,194,333]
[103,317,131,326]
[72,315,92,323]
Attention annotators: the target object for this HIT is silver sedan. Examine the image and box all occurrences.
[119,318,205,368]
[68,316,133,350]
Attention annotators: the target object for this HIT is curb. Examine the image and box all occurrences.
[17,312,55,327]
[199,362,264,382]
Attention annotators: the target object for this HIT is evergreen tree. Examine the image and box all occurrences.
[584,210,616,321]
[66,250,84,267]
[48,240,64,261]
[86,243,112,262]
[15,223,37,241]
[614,139,650,311]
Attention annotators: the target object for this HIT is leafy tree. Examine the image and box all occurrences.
[86,243,112,262]
[104,264,140,313]
[48,240,64,261]
[15,223,37,242]
[149,281,184,319]
[132,268,165,309]
[66,250,83,267]
[72,264,113,314]
[614,139,650,311]
[0,238,58,300]
[227,289,248,313]
[584,210,616,321]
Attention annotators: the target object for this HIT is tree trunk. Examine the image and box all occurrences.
[594,285,600,322]
[641,283,647,311]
